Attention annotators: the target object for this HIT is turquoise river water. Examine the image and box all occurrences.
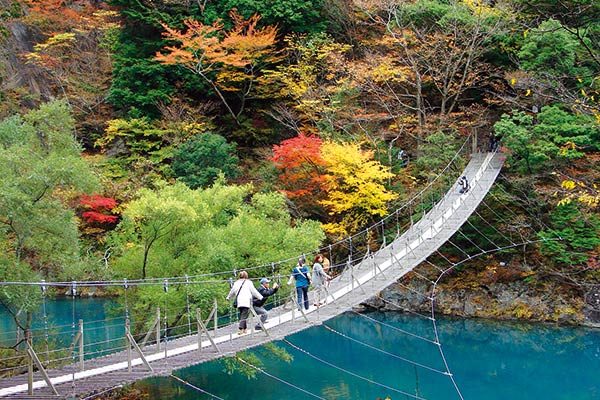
[1,298,598,399]
[135,310,600,400]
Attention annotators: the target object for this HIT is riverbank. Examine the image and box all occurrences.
[361,261,600,328]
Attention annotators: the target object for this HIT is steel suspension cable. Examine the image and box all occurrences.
[169,374,224,400]
[282,338,427,400]
[351,309,436,339]
[321,324,448,375]
[235,356,326,399]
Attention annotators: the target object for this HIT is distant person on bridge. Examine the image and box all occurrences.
[292,256,311,311]
[488,132,499,152]
[226,270,263,335]
[312,254,331,307]
[458,175,470,194]
[252,278,279,330]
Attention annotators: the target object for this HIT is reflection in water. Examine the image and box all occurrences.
[133,312,600,400]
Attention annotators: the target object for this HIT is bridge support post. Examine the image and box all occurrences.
[249,307,269,337]
[68,319,84,371]
[197,308,220,353]
[139,307,161,351]
[349,262,366,294]
[288,292,309,322]
[156,307,161,351]
[125,318,153,373]
[27,331,33,395]
[26,330,59,396]
[201,300,218,338]
[213,298,218,337]
[78,319,84,371]
[126,319,132,373]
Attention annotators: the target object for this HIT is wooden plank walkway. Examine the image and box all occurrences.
[0,152,504,399]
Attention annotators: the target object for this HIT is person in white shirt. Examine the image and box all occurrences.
[226,271,263,334]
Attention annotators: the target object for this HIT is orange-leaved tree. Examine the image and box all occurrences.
[270,132,328,218]
[155,11,279,125]
[320,141,397,239]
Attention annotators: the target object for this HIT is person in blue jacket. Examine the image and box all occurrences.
[292,256,311,311]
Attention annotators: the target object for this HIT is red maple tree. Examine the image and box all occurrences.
[79,194,118,224]
[270,133,328,217]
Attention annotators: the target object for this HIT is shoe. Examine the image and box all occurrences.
[255,325,262,330]
[237,329,246,335]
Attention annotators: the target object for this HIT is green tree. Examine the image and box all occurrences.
[108,180,324,332]
[494,107,600,174]
[509,14,600,119]
[518,19,582,77]
[107,0,214,119]
[493,110,558,174]
[172,134,240,189]
[113,182,202,279]
[204,0,326,35]
[94,117,207,188]
[534,105,600,156]
[0,101,99,333]
[539,203,600,266]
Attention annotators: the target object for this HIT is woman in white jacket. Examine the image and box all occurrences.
[226,271,263,334]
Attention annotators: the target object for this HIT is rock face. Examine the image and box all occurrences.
[583,285,600,325]
[0,16,53,109]
[361,268,599,327]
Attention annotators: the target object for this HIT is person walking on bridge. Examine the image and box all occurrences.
[226,271,263,335]
[312,254,331,307]
[292,257,311,311]
[458,175,470,194]
[253,278,279,330]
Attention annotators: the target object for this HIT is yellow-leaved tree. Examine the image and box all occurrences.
[558,179,599,208]
[320,141,397,238]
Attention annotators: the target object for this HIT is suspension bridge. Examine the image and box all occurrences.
[0,151,506,399]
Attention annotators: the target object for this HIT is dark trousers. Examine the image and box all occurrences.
[296,286,309,310]
[238,307,250,330]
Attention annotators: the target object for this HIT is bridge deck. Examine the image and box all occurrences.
[0,152,504,399]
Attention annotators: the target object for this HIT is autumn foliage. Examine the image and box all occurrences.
[79,194,119,224]
[154,11,280,124]
[271,133,397,236]
[270,133,328,216]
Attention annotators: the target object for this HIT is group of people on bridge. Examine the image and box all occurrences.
[226,254,332,335]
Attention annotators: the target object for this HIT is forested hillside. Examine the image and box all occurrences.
[0,0,599,330]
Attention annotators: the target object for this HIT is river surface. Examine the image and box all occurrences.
[1,299,598,399]
[135,311,600,400]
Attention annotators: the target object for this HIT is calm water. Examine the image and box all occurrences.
[0,297,124,358]
[1,300,598,399]
[134,311,600,400]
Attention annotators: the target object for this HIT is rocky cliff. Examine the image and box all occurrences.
[361,262,600,327]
